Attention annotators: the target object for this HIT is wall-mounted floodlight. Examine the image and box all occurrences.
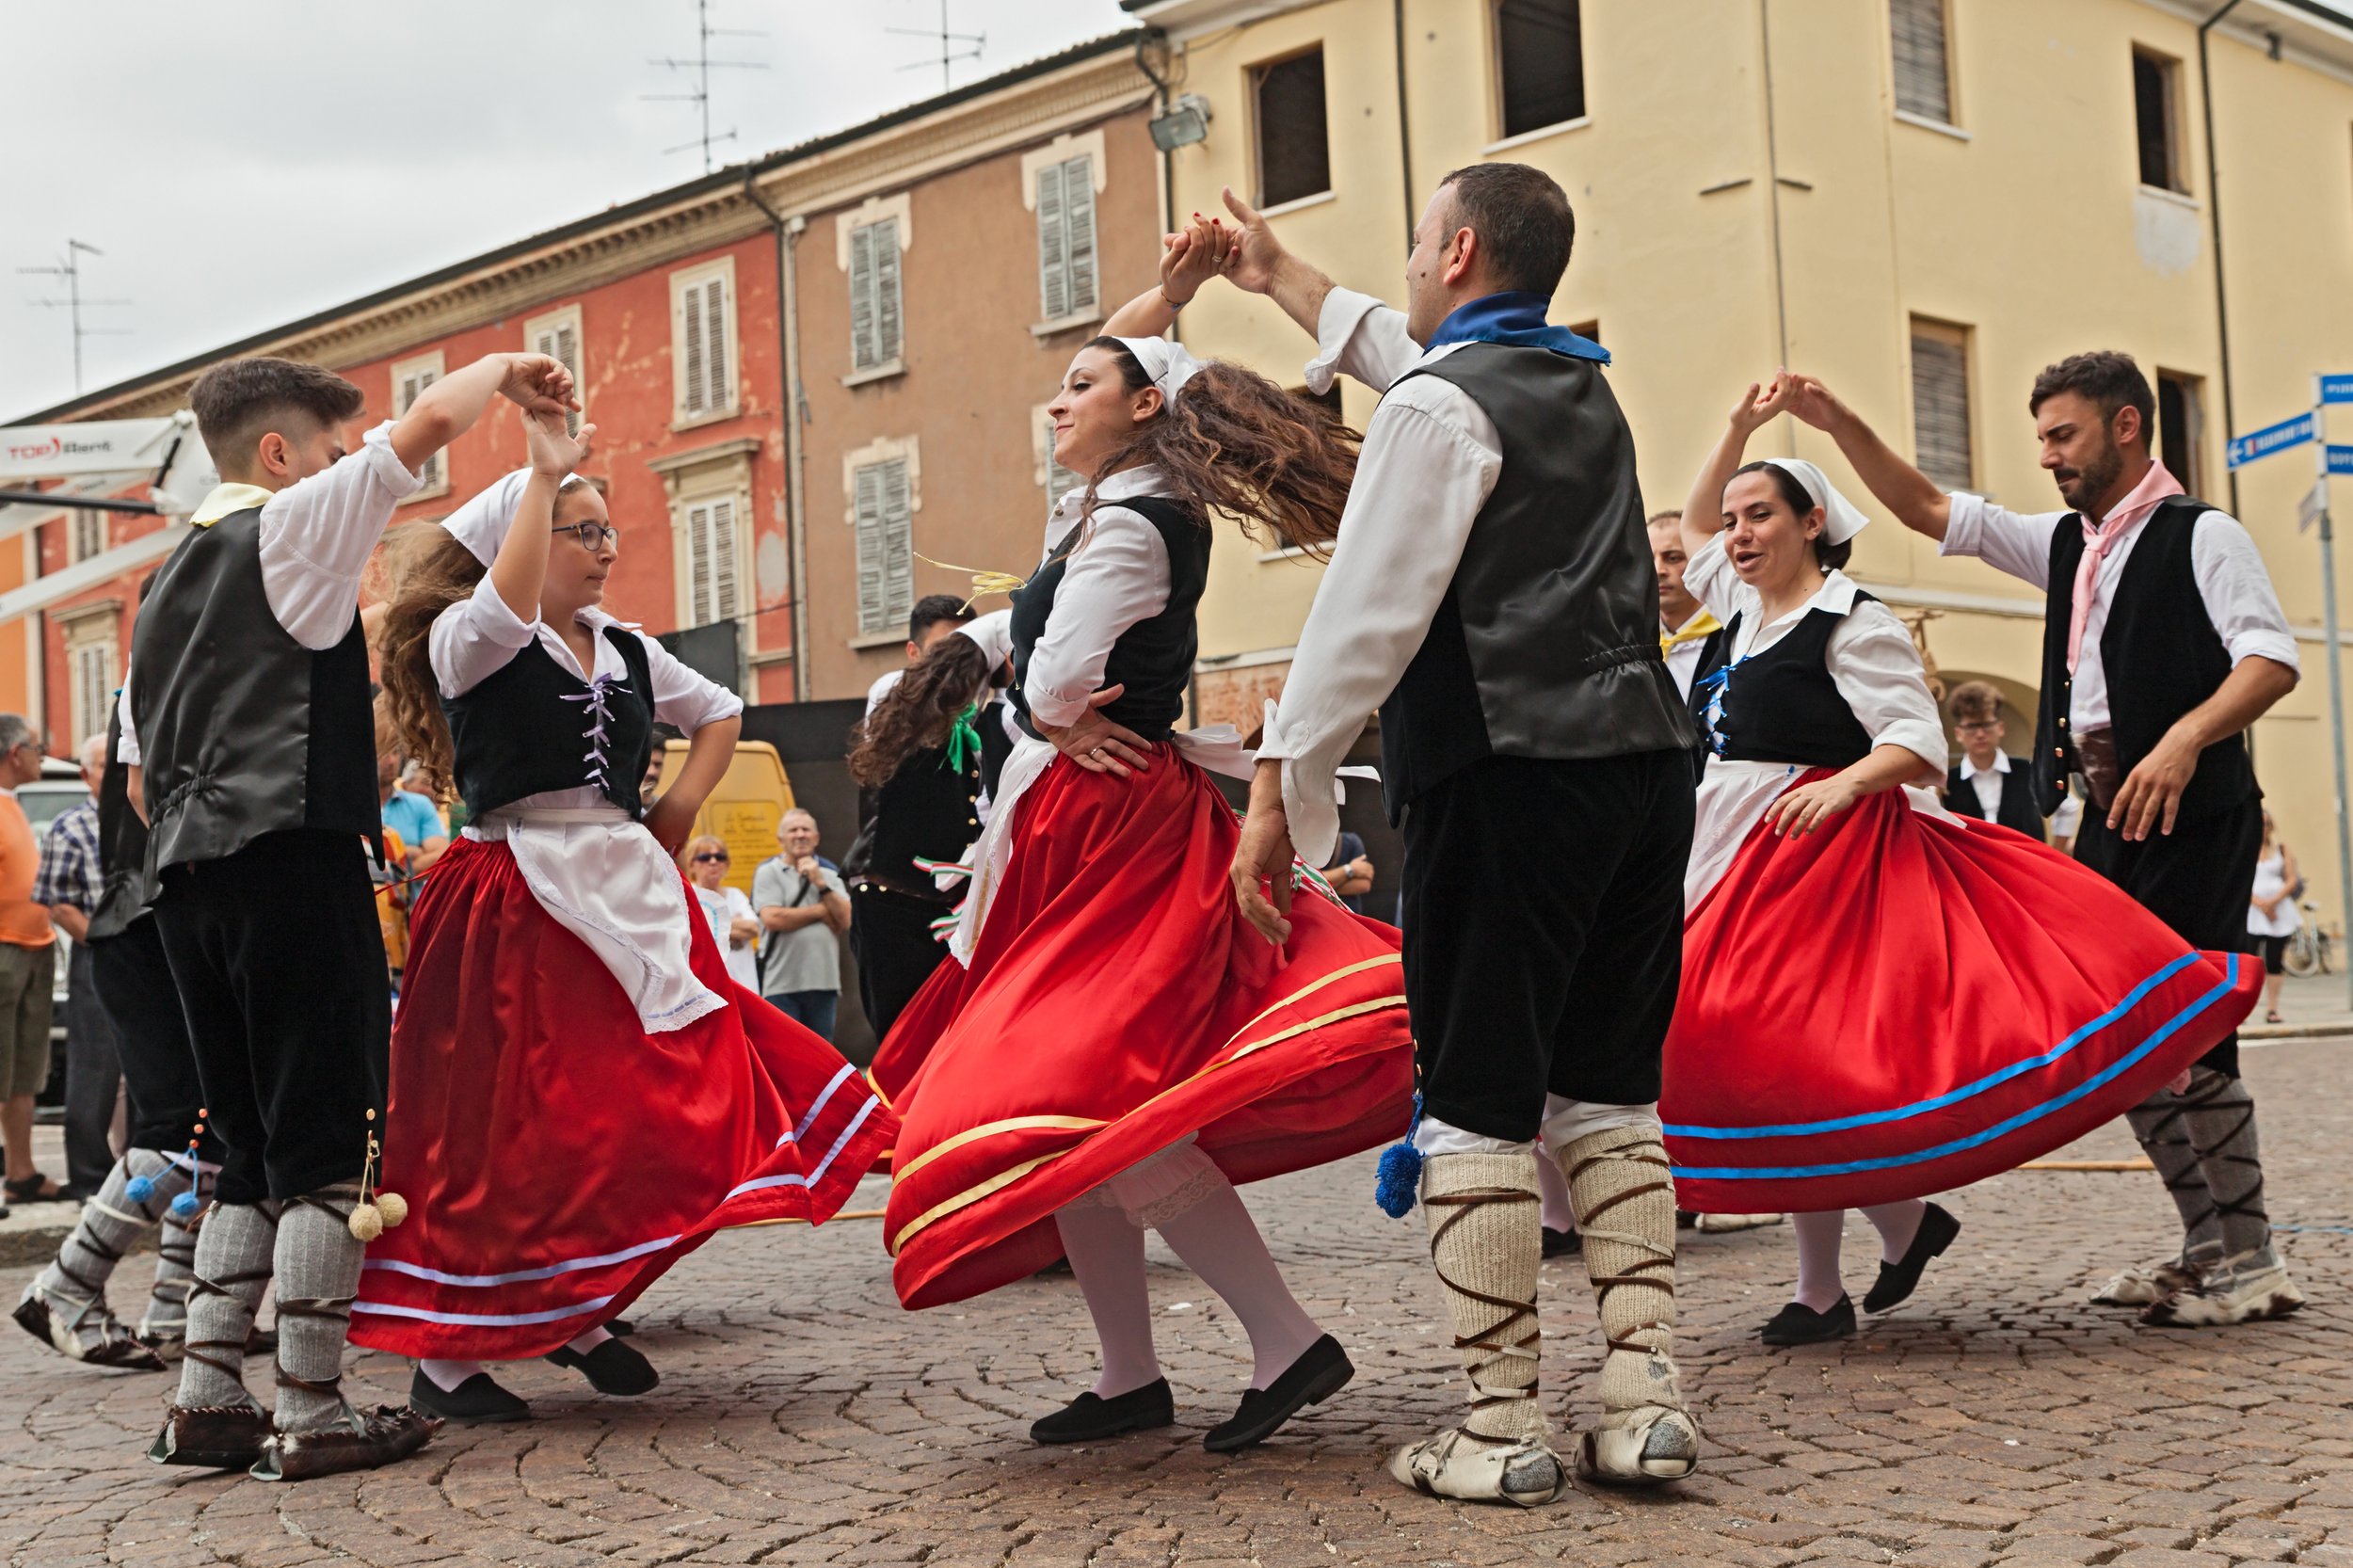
[1149,93,1212,152]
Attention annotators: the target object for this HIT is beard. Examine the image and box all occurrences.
[2053,434,2126,514]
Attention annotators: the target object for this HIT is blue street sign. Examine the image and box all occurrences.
[2324,375,2353,406]
[2229,409,2318,469]
[2331,444,2353,476]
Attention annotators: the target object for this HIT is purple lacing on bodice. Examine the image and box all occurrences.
[558,672,631,793]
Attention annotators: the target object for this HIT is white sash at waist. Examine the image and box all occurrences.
[464,804,726,1033]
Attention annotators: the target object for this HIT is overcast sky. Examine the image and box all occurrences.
[2,1,1133,420]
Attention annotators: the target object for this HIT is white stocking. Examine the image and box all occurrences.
[1152,1178,1324,1390]
[1791,1210,1848,1310]
[1053,1201,1161,1399]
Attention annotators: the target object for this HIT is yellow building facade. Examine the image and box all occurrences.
[1137,0,2353,920]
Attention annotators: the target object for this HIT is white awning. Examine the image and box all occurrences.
[0,527,187,625]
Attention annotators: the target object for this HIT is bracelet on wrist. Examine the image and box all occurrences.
[1160,286,1191,312]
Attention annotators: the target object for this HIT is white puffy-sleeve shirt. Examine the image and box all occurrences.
[1255,288,1505,868]
[1019,467,1176,728]
[1684,535,1947,780]
[1940,490,2298,734]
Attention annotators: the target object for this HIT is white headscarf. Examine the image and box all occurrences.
[1761,457,1871,546]
[443,469,587,568]
[1114,335,1206,404]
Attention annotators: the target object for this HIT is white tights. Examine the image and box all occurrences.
[1790,1202,1925,1311]
[1053,1145,1322,1398]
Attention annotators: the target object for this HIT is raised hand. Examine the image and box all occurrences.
[1777,372,1848,432]
[498,353,578,417]
[1160,216,1232,305]
[1218,186,1288,296]
[523,408,596,477]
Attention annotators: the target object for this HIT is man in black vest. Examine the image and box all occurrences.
[1219,166,1701,1505]
[1785,354,2303,1329]
[1941,680,2045,840]
[125,350,574,1480]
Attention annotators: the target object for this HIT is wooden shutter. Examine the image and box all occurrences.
[1890,0,1951,122]
[850,225,878,370]
[681,285,709,416]
[854,463,888,632]
[700,280,729,413]
[1036,161,1070,322]
[880,458,913,627]
[396,367,443,489]
[706,497,739,621]
[872,219,903,367]
[1062,156,1096,316]
[1910,324,1974,491]
[686,500,714,623]
[71,638,115,746]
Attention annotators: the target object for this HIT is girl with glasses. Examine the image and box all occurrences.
[359,415,893,1423]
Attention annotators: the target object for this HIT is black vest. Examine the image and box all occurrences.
[856,739,984,905]
[2033,495,2256,822]
[1377,344,1697,817]
[1009,495,1210,744]
[127,505,379,872]
[1689,596,1878,770]
[88,703,156,941]
[1943,762,2046,840]
[441,628,655,821]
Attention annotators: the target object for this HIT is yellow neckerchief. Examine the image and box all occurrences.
[187,482,275,528]
[1660,609,1721,653]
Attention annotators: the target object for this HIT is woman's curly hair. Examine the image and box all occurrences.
[849,632,996,788]
[1073,337,1359,557]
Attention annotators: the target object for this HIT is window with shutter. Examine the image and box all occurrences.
[392,358,446,492]
[69,509,105,563]
[701,279,730,413]
[69,635,117,747]
[682,497,744,627]
[1035,154,1099,322]
[1909,320,1975,492]
[850,219,904,372]
[853,457,915,634]
[671,261,737,422]
[1495,0,1586,139]
[528,306,585,437]
[681,287,709,416]
[1253,49,1332,208]
[1890,0,1952,124]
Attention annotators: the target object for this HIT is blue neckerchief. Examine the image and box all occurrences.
[1423,291,1609,363]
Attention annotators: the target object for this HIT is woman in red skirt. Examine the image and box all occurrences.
[870,248,1414,1453]
[355,411,893,1419]
[1660,379,2258,1345]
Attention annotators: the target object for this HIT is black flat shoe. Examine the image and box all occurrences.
[408,1368,530,1423]
[1542,1226,1582,1258]
[1760,1295,1855,1346]
[545,1336,659,1396]
[1029,1378,1175,1445]
[605,1318,635,1338]
[1203,1335,1353,1453]
[1863,1202,1961,1313]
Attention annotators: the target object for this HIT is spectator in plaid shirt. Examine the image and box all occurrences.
[38,736,112,1198]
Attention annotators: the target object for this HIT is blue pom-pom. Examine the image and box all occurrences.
[1373,1141,1424,1219]
[169,1191,201,1219]
[125,1175,156,1203]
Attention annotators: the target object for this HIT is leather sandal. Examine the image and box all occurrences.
[4,1171,68,1204]
[250,1405,439,1481]
[148,1401,273,1468]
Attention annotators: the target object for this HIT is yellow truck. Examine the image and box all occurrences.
[649,739,795,897]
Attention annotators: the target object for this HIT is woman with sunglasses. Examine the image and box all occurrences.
[356,412,892,1423]
[683,836,760,992]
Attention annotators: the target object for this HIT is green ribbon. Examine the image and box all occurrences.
[943,702,983,774]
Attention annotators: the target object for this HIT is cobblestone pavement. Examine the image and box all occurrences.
[4,1039,2351,1568]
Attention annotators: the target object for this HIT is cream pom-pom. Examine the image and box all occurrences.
[374,1192,409,1227]
[347,1203,384,1242]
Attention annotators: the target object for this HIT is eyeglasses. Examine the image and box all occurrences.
[553,521,621,551]
[691,852,729,863]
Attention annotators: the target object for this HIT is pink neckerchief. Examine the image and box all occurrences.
[2068,462,2185,672]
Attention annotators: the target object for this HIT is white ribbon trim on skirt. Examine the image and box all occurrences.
[466,805,728,1034]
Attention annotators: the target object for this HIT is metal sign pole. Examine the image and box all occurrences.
[2315,375,2353,1012]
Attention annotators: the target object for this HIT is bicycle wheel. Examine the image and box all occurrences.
[2284,928,2322,978]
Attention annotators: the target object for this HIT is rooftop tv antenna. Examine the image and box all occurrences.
[887,0,984,93]
[21,239,130,394]
[647,0,769,171]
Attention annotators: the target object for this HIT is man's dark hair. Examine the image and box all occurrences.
[907,593,974,644]
[188,356,367,471]
[1435,162,1575,296]
[2027,351,2155,440]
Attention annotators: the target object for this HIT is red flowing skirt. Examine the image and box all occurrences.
[872,750,1415,1309]
[1662,775,2259,1214]
[347,835,896,1359]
